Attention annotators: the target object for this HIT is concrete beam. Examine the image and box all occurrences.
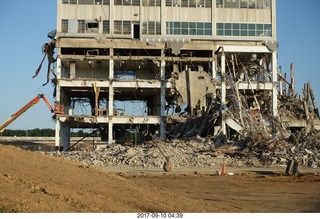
[216,45,271,53]
[57,38,165,49]
[57,115,161,124]
[59,55,214,62]
[57,79,174,89]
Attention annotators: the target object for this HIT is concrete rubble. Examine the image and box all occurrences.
[43,126,319,170]
[42,62,320,171]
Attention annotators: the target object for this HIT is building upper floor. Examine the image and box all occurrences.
[57,0,276,41]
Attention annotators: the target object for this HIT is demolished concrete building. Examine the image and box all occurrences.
[47,0,319,151]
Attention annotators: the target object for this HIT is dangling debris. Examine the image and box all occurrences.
[32,30,57,86]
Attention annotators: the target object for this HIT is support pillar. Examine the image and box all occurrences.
[272,51,278,136]
[108,49,114,144]
[160,53,166,140]
[212,51,217,79]
[55,84,70,150]
[221,47,226,137]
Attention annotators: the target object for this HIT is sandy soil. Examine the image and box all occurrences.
[0,144,320,213]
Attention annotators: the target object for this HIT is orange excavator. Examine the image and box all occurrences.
[0,94,63,133]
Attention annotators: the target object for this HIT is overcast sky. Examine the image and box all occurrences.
[0,0,319,131]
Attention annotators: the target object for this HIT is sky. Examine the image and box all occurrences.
[0,0,319,131]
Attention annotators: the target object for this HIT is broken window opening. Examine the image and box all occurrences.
[114,70,136,79]
[86,22,99,33]
[114,100,148,116]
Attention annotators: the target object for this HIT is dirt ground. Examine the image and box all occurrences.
[0,144,320,213]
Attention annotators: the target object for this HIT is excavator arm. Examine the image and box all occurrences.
[0,94,56,133]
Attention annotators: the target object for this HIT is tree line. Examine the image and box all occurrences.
[1,129,87,137]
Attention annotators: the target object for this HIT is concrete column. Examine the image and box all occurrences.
[160,56,166,139]
[55,87,70,150]
[54,119,60,149]
[185,64,191,110]
[221,48,226,136]
[108,49,114,144]
[279,66,283,96]
[272,51,278,137]
[56,51,62,79]
[272,51,278,117]
[61,124,70,151]
[212,51,217,79]
[70,61,76,78]
[55,57,61,148]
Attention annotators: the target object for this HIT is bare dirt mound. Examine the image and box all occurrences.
[0,145,240,213]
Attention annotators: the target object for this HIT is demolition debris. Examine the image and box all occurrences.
[37,60,320,172]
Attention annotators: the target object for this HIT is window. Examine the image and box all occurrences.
[217,22,272,37]
[86,22,99,33]
[256,24,263,36]
[189,0,196,7]
[181,22,188,35]
[225,0,239,8]
[166,21,211,35]
[173,22,180,35]
[115,0,140,5]
[204,0,211,7]
[103,20,109,34]
[240,23,247,36]
[61,19,68,33]
[218,0,270,9]
[132,0,140,6]
[248,23,255,36]
[123,21,131,34]
[114,20,131,34]
[263,24,272,36]
[114,21,122,34]
[257,0,270,9]
[240,0,256,8]
[78,20,86,33]
[216,0,223,8]
[142,0,160,6]
[87,22,98,29]
[63,0,109,4]
[249,0,256,8]
[181,0,188,7]
[166,0,210,8]
[224,23,231,36]
[79,0,94,4]
[232,23,240,36]
[197,0,204,7]
[189,22,196,35]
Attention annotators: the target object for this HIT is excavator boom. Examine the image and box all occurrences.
[0,94,54,133]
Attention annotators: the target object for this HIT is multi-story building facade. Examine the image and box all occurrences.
[54,0,277,150]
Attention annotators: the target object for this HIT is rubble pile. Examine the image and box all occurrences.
[44,75,320,171]
[45,128,320,170]
[44,60,320,170]
[47,140,235,169]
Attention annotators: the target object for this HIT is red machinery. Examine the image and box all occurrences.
[0,94,63,133]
